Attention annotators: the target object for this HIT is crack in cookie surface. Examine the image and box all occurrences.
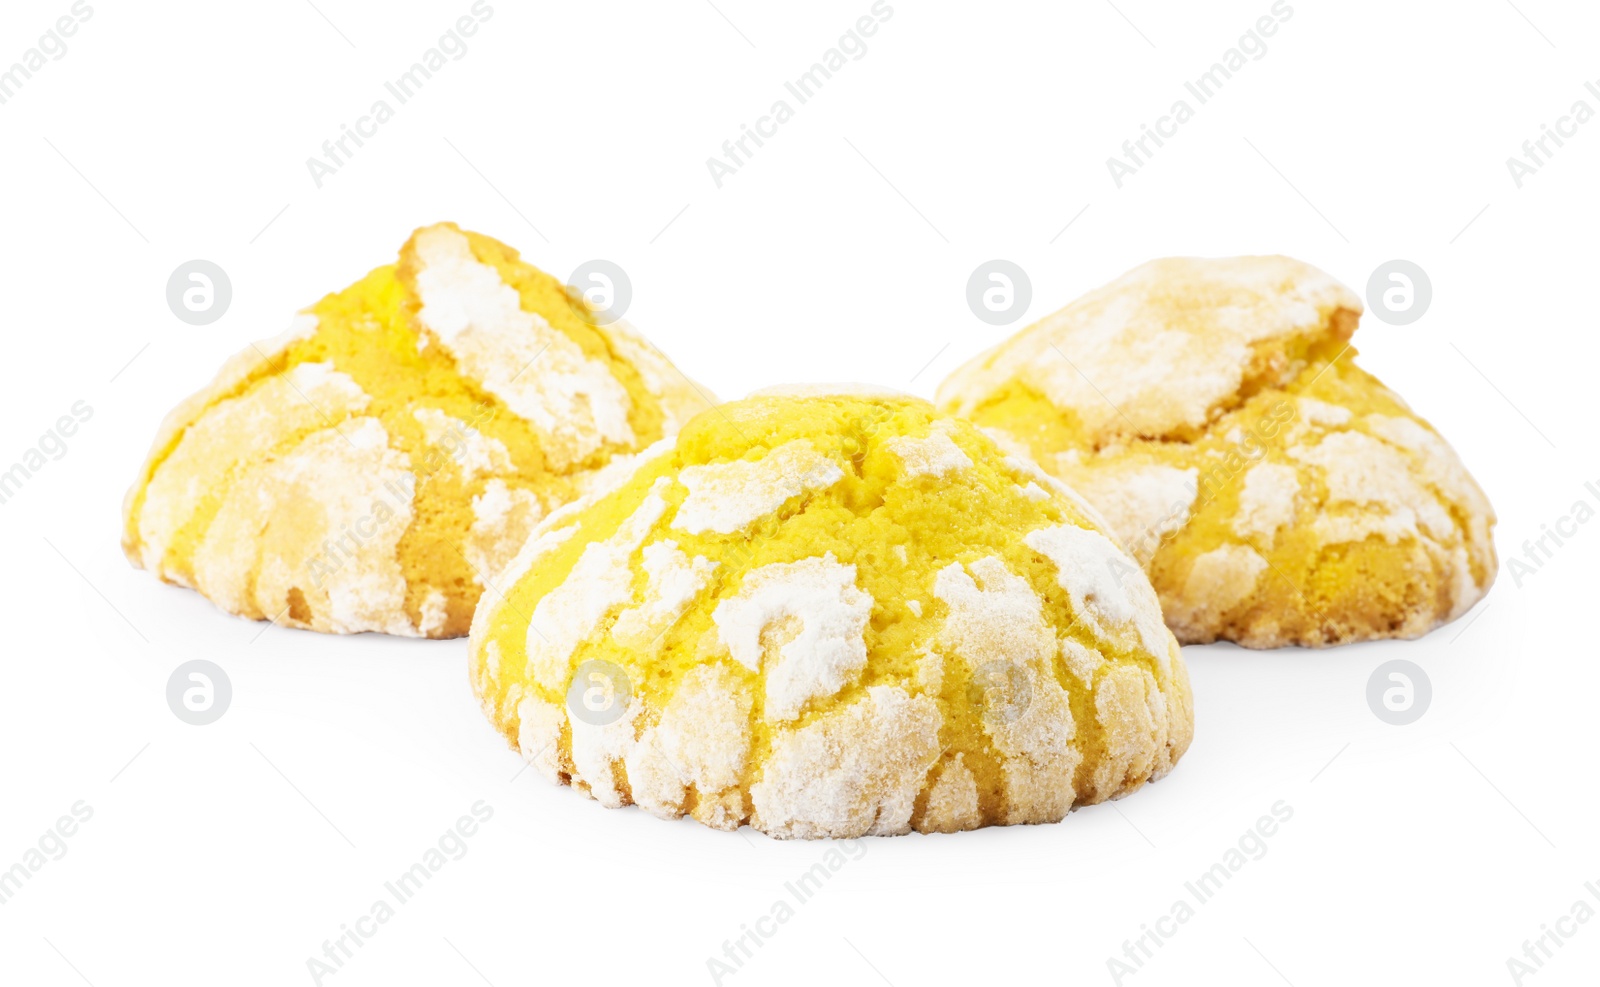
[937,256,1497,648]
[469,392,1194,837]
[123,223,710,637]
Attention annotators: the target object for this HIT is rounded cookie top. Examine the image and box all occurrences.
[122,223,710,638]
[469,391,1193,838]
[940,256,1495,648]
[937,255,1361,448]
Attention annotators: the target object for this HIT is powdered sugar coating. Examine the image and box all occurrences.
[122,224,711,638]
[192,416,414,635]
[1167,544,1268,641]
[612,541,717,653]
[135,361,371,577]
[887,420,974,479]
[712,554,872,722]
[941,255,1496,648]
[524,479,670,691]
[933,557,1078,822]
[751,686,942,839]
[671,440,843,535]
[625,665,753,827]
[1023,524,1172,662]
[937,255,1362,446]
[466,479,544,587]
[413,225,635,469]
[1234,462,1300,543]
[412,407,512,479]
[1064,463,1197,566]
[468,391,1193,838]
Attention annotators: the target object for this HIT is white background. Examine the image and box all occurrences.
[1,0,1596,984]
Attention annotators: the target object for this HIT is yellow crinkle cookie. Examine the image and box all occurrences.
[123,223,709,638]
[469,387,1193,838]
[937,256,1496,648]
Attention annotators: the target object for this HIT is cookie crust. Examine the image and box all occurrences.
[122,224,709,638]
[937,256,1496,648]
[469,392,1193,837]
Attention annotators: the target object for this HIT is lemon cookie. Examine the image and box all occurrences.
[937,256,1496,648]
[469,388,1192,838]
[123,223,709,638]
